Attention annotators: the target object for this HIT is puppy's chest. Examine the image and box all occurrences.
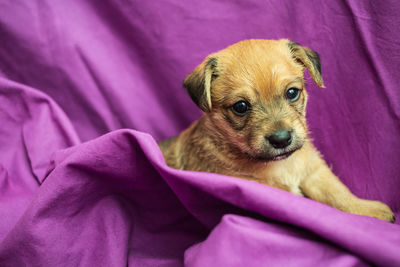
[255,159,307,196]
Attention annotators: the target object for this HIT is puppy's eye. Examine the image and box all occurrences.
[231,101,249,115]
[285,88,301,102]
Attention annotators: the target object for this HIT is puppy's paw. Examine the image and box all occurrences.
[360,200,395,223]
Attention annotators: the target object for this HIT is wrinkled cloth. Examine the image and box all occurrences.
[0,0,399,266]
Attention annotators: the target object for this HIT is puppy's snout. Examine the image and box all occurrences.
[267,130,292,149]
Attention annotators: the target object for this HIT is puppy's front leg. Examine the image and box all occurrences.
[300,162,395,223]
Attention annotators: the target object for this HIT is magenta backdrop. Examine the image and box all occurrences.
[0,0,399,266]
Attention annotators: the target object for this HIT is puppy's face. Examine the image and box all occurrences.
[184,39,324,161]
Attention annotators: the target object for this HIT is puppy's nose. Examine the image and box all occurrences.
[267,130,292,149]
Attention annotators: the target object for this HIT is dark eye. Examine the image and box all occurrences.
[231,101,249,115]
[285,88,301,102]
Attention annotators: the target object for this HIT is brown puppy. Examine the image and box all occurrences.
[159,39,395,222]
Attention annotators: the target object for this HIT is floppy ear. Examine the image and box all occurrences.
[288,42,325,88]
[183,57,218,112]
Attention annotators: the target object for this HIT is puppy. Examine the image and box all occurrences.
[159,39,395,222]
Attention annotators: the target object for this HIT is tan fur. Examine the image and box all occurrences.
[159,39,395,222]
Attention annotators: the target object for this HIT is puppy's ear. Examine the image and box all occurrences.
[183,57,218,112]
[288,42,325,88]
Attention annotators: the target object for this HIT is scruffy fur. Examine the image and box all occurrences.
[159,39,395,222]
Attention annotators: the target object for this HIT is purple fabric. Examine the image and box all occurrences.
[0,0,399,266]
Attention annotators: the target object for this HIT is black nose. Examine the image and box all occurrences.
[267,130,292,149]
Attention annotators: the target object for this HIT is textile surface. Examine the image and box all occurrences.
[0,0,399,266]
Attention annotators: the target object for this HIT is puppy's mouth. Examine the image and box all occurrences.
[270,150,296,161]
[250,147,300,162]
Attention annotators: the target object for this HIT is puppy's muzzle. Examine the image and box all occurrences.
[267,130,292,149]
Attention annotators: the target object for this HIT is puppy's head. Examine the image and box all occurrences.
[184,39,324,161]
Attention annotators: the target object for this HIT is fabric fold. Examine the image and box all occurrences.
[1,129,399,266]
